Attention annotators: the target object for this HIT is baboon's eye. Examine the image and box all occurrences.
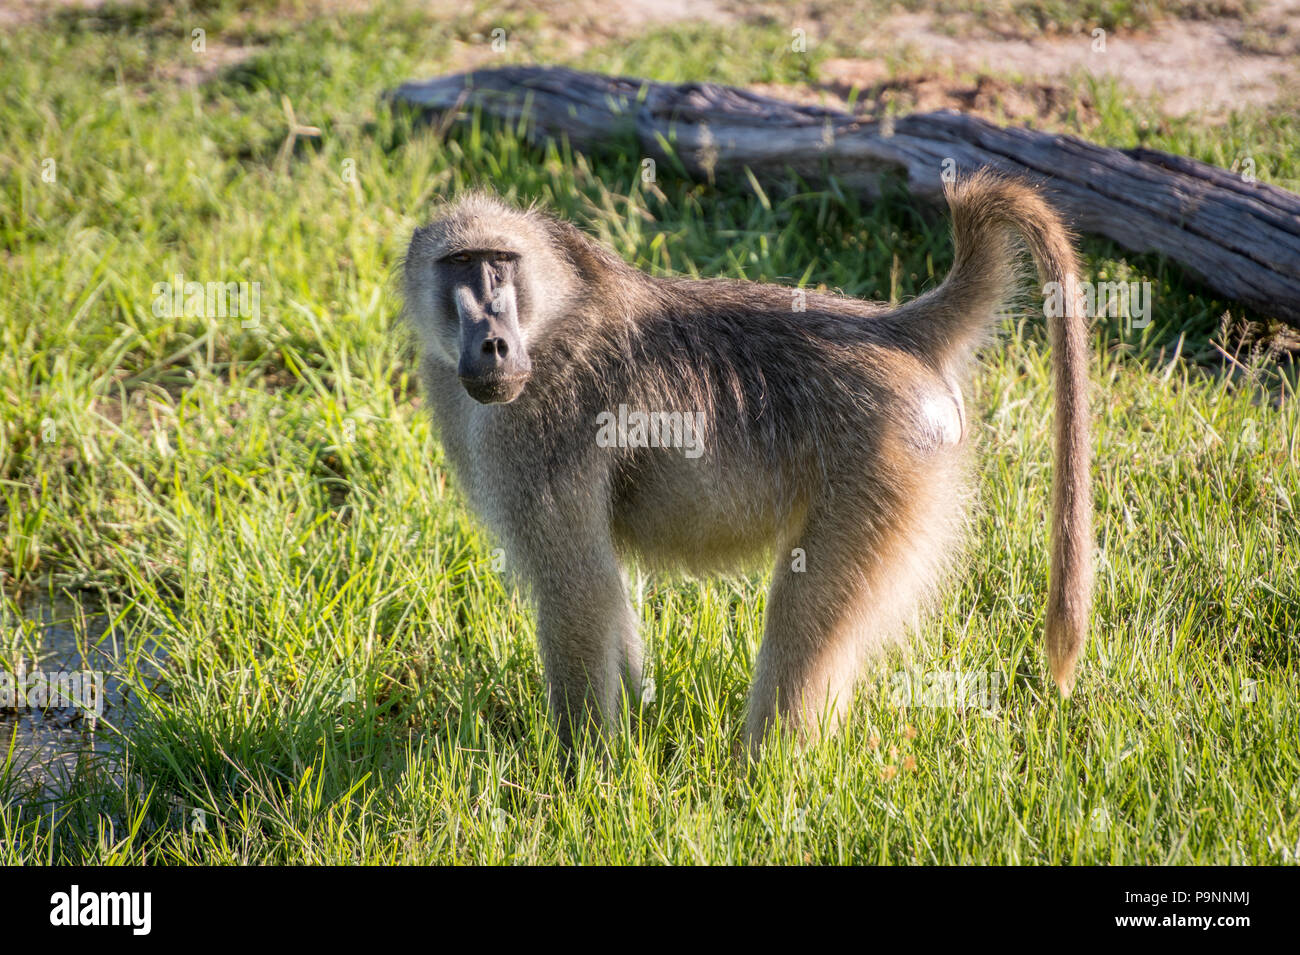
[448,252,472,264]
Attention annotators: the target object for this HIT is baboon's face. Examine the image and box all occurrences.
[406,197,578,406]
[431,248,533,404]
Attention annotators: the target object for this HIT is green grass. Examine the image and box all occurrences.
[0,0,1297,864]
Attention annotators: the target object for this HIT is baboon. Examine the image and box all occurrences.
[402,170,1092,752]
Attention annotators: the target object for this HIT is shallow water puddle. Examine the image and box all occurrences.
[1,597,161,799]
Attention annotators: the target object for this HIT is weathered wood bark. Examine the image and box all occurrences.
[392,66,1300,326]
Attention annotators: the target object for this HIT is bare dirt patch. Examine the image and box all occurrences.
[0,0,102,27]
[588,0,1300,120]
[754,61,1097,128]
[861,8,1298,116]
[519,0,1300,121]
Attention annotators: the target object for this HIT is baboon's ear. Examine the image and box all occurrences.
[405,224,430,256]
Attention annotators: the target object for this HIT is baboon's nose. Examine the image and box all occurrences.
[459,333,530,404]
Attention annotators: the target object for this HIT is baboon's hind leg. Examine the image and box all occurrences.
[745,468,959,752]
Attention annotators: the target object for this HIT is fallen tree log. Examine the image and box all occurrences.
[392,66,1300,326]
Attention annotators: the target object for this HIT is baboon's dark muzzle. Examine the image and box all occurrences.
[453,279,531,404]
[458,334,531,404]
[458,369,530,404]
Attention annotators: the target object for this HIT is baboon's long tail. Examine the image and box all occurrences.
[891,169,1093,696]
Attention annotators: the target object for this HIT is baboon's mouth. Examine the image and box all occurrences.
[460,373,530,405]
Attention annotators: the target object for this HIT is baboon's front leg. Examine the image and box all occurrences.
[618,591,645,705]
[522,526,640,747]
